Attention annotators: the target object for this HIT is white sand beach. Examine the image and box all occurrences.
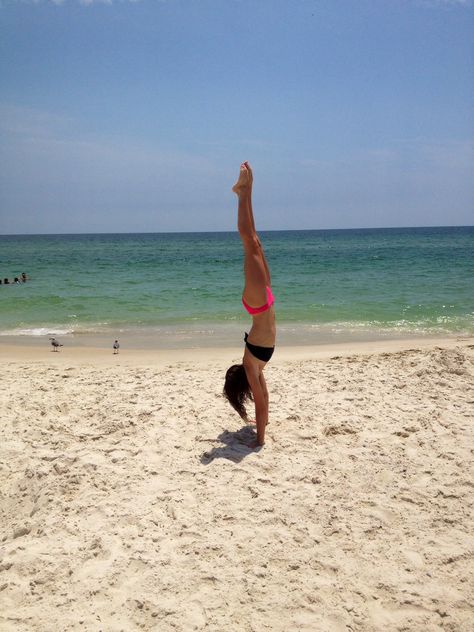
[1,338,473,631]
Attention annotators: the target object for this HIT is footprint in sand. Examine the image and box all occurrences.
[368,601,431,628]
[323,424,357,436]
[182,599,207,630]
[403,548,425,568]
[361,502,397,525]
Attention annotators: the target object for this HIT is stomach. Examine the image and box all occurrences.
[248,309,276,346]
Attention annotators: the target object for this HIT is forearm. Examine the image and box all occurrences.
[255,403,268,446]
[246,365,269,448]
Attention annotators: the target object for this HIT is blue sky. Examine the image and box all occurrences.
[0,0,472,233]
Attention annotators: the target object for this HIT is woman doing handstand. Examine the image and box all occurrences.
[223,162,276,447]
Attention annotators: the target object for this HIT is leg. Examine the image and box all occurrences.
[233,163,270,305]
[248,189,271,286]
[245,165,272,285]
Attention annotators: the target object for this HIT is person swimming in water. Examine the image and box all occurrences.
[223,162,276,448]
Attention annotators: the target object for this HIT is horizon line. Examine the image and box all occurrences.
[0,224,473,237]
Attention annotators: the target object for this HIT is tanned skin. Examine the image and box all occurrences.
[232,162,276,447]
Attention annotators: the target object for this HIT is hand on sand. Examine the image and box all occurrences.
[247,419,269,426]
[232,161,253,195]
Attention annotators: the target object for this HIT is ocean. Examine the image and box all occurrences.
[0,227,473,348]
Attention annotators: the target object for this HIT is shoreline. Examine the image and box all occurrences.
[1,334,472,365]
[2,321,473,346]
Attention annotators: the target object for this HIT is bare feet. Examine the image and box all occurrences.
[232,161,253,195]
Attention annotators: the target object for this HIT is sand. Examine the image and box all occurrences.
[0,337,473,632]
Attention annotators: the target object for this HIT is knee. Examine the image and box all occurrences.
[237,220,254,240]
[240,232,261,253]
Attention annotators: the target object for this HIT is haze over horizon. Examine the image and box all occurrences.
[2,225,474,238]
[0,0,472,234]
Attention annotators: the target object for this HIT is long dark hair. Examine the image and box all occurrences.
[223,364,253,421]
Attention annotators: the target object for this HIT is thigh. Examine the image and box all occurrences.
[243,248,269,305]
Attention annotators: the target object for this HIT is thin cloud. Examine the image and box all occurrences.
[1,0,142,6]
[0,101,229,234]
[412,0,473,6]
[0,103,76,140]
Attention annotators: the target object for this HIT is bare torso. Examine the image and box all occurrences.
[246,305,276,348]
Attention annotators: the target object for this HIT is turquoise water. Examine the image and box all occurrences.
[1,227,473,346]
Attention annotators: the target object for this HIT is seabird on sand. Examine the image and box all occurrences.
[49,337,63,352]
[113,340,120,354]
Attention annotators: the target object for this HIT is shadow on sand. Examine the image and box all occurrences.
[200,426,261,464]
